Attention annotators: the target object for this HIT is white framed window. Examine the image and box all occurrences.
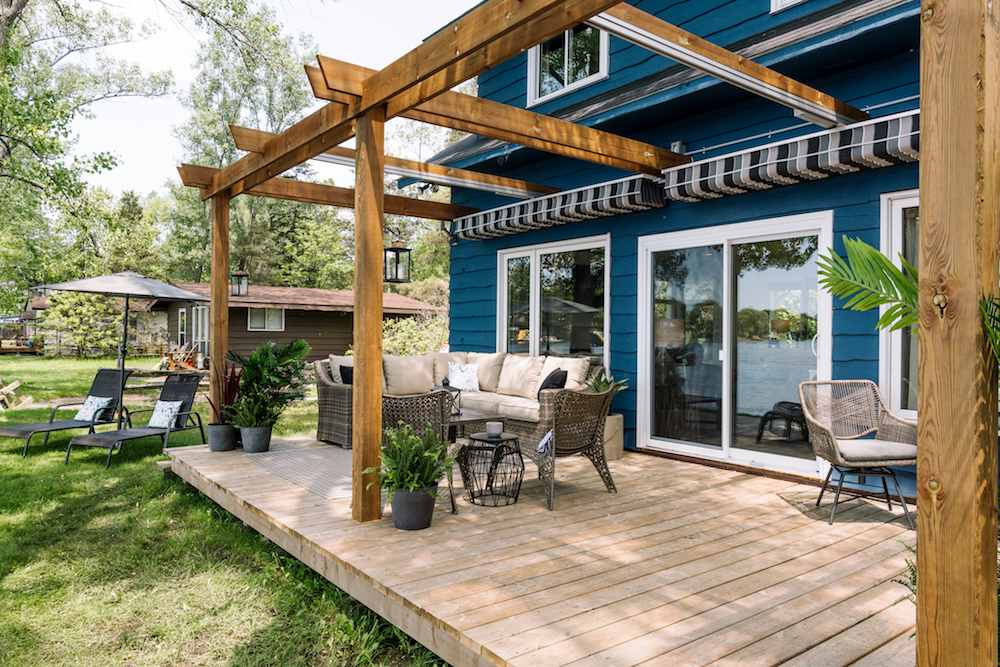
[192,305,210,355]
[248,307,284,332]
[497,234,610,367]
[878,189,919,420]
[177,308,187,346]
[527,26,609,107]
[771,0,808,13]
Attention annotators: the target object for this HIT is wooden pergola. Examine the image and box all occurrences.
[178,2,998,663]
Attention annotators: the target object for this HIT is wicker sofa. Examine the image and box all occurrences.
[315,352,603,449]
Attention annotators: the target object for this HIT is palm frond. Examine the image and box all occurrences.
[980,297,1000,367]
[817,237,919,332]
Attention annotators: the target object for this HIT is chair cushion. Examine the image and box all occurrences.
[429,351,468,385]
[539,356,591,391]
[462,392,541,423]
[448,362,480,392]
[837,438,917,463]
[467,352,506,392]
[73,395,113,422]
[383,354,434,396]
[148,400,184,429]
[496,355,545,400]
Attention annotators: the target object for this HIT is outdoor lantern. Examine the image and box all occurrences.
[383,242,411,284]
[230,269,249,297]
[432,377,462,415]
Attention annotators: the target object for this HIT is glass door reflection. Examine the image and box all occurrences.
[651,245,724,448]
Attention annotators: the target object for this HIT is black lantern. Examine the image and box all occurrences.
[383,241,411,284]
[230,269,249,297]
[432,377,461,415]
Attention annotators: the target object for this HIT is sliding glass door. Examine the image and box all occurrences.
[638,213,832,475]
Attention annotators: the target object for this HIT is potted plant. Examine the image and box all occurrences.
[363,422,456,530]
[229,339,311,453]
[586,370,629,461]
[206,360,242,452]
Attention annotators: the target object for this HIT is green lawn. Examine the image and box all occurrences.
[0,357,446,667]
[0,355,161,401]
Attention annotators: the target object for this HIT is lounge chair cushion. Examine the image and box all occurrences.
[74,395,112,422]
[539,356,591,391]
[148,400,184,429]
[467,352,505,392]
[383,355,434,396]
[496,355,545,400]
[448,362,480,392]
[837,438,917,463]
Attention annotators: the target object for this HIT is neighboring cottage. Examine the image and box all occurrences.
[430,0,920,487]
[157,284,437,362]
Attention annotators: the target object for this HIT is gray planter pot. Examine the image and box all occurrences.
[240,425,273,453]
[207,424,240,452]
[390,484,438,530]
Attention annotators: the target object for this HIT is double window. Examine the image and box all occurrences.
[527,26,609,106]
[879,190,919,419]
[248,308,284,332]
[498,235,609,366]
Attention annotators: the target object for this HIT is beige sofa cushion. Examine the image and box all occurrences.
[467,351,506,392]
[540,356,592,391]
[382,355,434,395]
[496,354,545,400]
[327,354,353,384]
[428,351,468,386]
[461,392,541,423]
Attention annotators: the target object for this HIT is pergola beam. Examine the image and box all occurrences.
[230,124,559,199]
[588,4,867,128]
[178,164,477,221]
[201,0,624,201]
[314,59,688,175]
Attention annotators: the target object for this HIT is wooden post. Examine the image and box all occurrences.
[209,192,231,425]
[352,105,386,522]
[917,1,999,664]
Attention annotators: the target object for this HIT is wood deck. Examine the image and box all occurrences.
[166,437,916,667]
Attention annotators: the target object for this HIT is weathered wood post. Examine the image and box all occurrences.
[353,106,386,522]
[209,191,231,425]
[917,0,999,664]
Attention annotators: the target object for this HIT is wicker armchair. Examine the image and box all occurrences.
[382,390,451,443]
[316,359,353,448]
[519,388,616,511]
[798,380,916,529]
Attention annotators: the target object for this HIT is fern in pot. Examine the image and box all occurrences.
[364,422,455,530]
[229,339,311,453]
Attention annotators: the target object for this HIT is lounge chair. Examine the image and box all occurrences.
[66,373,205,468]
[0,368,132,457]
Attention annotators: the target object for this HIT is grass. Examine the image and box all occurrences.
[0,357,447,667]
[0,355,162,402]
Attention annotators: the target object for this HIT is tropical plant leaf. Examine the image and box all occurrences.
[980,297,1000,367]
[817,237,919,333]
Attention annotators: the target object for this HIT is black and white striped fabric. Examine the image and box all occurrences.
[453,175,666,241]
[663,110,919,202]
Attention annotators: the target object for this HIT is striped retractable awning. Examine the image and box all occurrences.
[452,174,666,241]
[663,109,920,202]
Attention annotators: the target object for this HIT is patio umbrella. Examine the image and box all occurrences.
[34,271,210,426]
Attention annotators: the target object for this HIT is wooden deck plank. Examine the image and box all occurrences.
[849,628,916,667]
[166,439,916,667]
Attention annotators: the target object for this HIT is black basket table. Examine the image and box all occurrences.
[458,432,524,506]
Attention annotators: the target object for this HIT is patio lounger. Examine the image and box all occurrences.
[66,373,205,468]
[0,368,132,457]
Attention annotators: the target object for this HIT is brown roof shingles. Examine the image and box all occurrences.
[170,283,438,315]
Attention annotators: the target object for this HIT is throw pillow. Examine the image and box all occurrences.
[467,351,506,392]
[148,400,184,429]
[496,355,545,400]
[448,362,480,392]
[382,354,434,395]
[537,369,568,397]
[539,355,592,391]
[340,365,354,385]
[327,354,353,383]
[429,351,468,386]
[73,395,113,422]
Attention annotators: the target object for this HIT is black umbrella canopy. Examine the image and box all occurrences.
[34,271,209,427]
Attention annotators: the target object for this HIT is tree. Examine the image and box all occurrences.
[37,291,120,356]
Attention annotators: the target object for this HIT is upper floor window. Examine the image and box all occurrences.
[771,0,808,13]
[527,26,609,107]
[248,307,284,332]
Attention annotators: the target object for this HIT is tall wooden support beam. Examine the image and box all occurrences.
[352,106,386,523]
[917,1,999,664]
[209,192,231,424]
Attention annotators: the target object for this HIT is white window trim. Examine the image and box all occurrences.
[770,0,808,13]
[247,307,286,332]
[193,305,210,355]
[177,307,187,346]
[526,29,610,108]
[497,234,611,369]
[878,189,920,420]
[636,211,833,478]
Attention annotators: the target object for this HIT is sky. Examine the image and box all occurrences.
[71,0,482,196]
